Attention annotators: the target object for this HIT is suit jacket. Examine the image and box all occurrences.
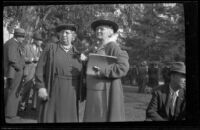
[4,38,25,79]
[146,84,186,121]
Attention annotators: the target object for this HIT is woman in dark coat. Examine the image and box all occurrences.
[83,18,129,122]
[35,24,82,123]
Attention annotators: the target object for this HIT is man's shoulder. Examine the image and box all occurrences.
[43,42,58,52]
[153,84,169,94]
[4,38,16,45]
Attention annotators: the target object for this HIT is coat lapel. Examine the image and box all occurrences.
[164,85,171,118]
[174,89,185,118]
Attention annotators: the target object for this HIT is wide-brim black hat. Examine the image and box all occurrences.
[91,19,119,33]
[55,24,77,32]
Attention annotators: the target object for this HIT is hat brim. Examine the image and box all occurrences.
[91,19,118,33]
[33,35,43,41]
[14,33,25,37]
[55,24,77,32]
[33,37,43,41]
[170,70,186,74]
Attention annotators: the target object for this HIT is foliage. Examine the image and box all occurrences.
[3,4,185,64]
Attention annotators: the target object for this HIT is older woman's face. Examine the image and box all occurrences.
[58,29,76,45]
[95,25,114,40]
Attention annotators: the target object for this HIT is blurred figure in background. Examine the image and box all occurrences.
[131,65,138,86]
[148,62,159,89]
[137,61,148,93]
[161,62,171,86]
[20,32,44,111]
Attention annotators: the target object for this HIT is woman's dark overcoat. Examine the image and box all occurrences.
[83,42,129,122]
[35,42,82,123]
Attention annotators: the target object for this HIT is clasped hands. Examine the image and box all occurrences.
[93,66,104,77]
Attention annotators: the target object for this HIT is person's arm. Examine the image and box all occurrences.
[102,42,129,78]
[146,91,167,121]
[35,44,51,101]
[35,46,49,89]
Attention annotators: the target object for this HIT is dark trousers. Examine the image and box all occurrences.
[21,80,33,103]
[5,71,23,118]
[21,79,39,110]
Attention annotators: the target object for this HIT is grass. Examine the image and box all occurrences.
[123,85,152,121]
[5,84,152,123]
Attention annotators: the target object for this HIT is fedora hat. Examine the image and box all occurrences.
[91,18,119,33]
[55,24,77,32]
[33,32,43,41]
[170,62,186,74]
[14,28,25,37]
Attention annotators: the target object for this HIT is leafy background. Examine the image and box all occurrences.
[3,4,185,65]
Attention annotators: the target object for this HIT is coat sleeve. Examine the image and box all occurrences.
[103,42,129,78]
[146,91,167,121]
[35,44,49,90]
[24,45,32,62]
[8,42,23,71]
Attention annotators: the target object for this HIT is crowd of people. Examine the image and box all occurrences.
[3,16,186,122]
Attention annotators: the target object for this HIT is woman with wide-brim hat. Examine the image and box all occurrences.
[35,24,83,122]
[83,17,129,122]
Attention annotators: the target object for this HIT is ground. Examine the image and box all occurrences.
[5,85,152,123]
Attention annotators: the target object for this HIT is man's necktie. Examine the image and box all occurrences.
[170,92,176,116]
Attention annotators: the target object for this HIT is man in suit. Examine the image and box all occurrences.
[146,62,186,121]
[4,28,26,120]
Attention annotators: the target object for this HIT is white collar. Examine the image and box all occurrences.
[102,33,119,45]
[169,85,179,96]
[14,38,18,42]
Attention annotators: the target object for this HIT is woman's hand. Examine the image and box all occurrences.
[80,53,88,61]
[93,66,104,77]
[38,88,48,101]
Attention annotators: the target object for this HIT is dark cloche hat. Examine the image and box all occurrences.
[170,62,186,74]
[33,32,43,41]
[55,24,77,32]
[91,17,119,33]
[14,28,25,37]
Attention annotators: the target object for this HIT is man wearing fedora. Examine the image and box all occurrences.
[35,24,83,122]
[146,62,186,121]
[83,17,129,122]
[19,32,44,111]
[4,28,26,120]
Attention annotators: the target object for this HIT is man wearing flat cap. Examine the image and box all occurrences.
[19,32,44,111]
[83,17,129,122]
[35,24,83,122]
[4,28,26,120]
[146,62,186,121]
